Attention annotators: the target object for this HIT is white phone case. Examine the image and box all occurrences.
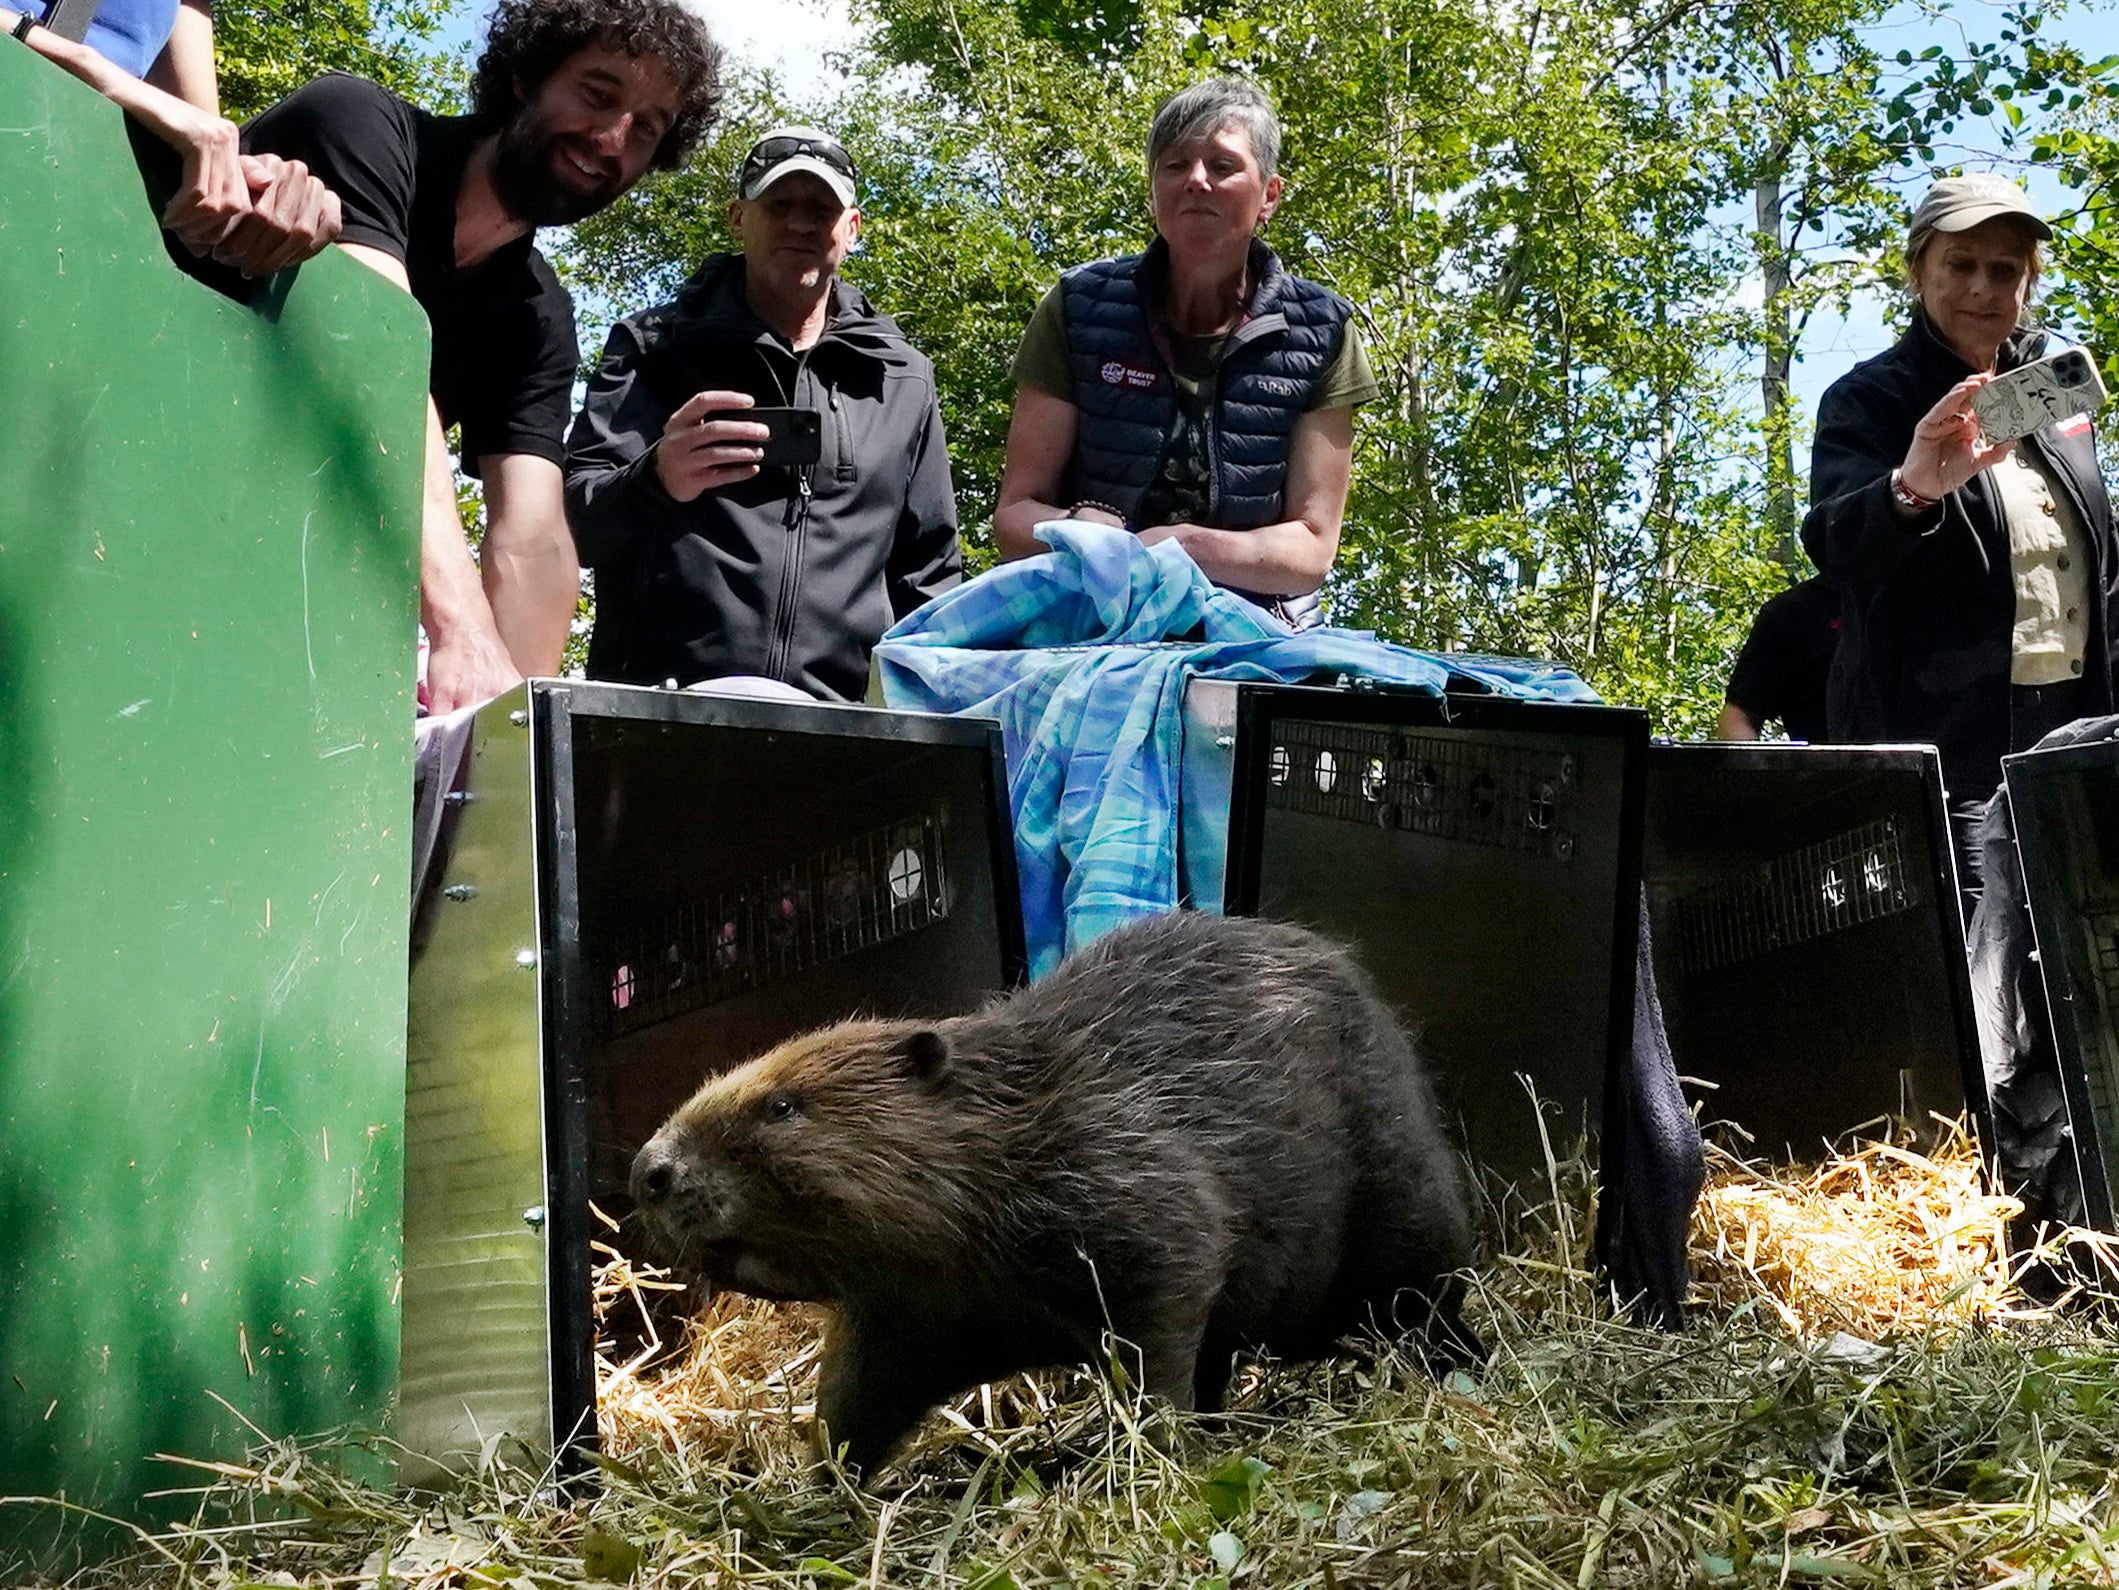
[1971,346,2109,444]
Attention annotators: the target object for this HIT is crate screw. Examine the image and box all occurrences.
[509,710,529,728]
[515,948,537,969]
[442,884,476,902]
[522,1205,546,1229]
[1216,735,1235,749]
[443,789,477,806]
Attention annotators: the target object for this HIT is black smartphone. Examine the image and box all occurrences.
[734,405,822,468]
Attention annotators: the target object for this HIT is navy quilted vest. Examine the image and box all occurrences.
[1058,237,1351,530]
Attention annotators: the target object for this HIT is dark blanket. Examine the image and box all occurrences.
[1594,893,1706,1330]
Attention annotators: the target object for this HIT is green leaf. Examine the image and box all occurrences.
[1208,1531,1244,1572]
[581,1526,643,1584]
[1761,1551,1879,1579]
[1201,1455,1274,1521]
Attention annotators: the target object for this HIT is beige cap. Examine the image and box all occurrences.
[1908,173,2052,240]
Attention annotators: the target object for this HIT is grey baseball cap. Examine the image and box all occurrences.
[1908,173,2052,240]
[737,126,858,207]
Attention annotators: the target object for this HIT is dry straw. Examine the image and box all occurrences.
[24,1120,2119,1589]
[1690,1120,2028,1340]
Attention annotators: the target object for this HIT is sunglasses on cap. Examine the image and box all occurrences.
[739,133,859,192]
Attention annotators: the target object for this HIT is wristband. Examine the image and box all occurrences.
[1889,468,1938,515]
[1068,499,1124,522]
[11,10,41,39]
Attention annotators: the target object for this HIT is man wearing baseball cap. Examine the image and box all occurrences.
[564,124,962,700]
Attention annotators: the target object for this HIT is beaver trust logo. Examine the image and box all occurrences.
[1099,360,1159,391]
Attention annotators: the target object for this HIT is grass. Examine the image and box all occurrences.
[20,1121,2119,1589]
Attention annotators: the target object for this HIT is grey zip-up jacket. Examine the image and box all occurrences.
[564,254,962,701]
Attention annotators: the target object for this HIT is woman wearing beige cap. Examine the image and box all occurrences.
[1801,172,2116,912]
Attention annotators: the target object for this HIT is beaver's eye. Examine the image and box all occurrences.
[765,1093,799,1122]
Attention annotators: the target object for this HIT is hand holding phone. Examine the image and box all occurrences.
[741,406,823,468]
[655,390,770,502]
[1971,346,2109,444]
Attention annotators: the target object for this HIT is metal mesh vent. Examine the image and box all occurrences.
[1669,816,1917,975]
[597,815,950,1036]
[1264,720,1582,861]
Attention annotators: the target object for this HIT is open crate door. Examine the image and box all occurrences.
[1642,743,1985,1160]
[2004,736,2119,1230]
[402,682,1023,1478]
[1203,681,1649,1186]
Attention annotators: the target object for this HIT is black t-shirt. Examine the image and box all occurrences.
[243,74,577,473]
[1725,576,1841,742]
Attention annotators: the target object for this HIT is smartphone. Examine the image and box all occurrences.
[725,405,822,468]
[1971,345,2109,444]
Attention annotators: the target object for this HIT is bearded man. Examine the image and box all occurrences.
[237,0,723,710]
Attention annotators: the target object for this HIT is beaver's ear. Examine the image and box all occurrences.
[899,1029,952,1087]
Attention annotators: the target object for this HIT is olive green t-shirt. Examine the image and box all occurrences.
[1010,283,1380,410]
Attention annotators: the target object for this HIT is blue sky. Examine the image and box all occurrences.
[1795,0,2119,404]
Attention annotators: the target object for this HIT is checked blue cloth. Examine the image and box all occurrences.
[874,522,1597,979]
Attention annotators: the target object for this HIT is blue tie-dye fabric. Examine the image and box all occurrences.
[875,522,1597,978]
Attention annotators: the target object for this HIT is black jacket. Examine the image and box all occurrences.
[564,255,962,701]
[1800,310,2117,799]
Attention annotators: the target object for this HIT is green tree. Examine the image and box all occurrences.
[562,0,2105,731]
[211,0,461,120]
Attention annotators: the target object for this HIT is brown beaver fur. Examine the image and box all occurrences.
[630,909,1477,1472]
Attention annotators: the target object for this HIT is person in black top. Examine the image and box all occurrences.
[1717,575,1840,742]
[1802,174,2116,912]
[239,0,723,712]
[564,126,962,700]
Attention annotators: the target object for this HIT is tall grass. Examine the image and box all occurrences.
[23,1123,2119,1588]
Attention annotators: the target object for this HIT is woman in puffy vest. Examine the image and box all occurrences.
[993,76,1377,628]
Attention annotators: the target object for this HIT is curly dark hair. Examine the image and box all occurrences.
[471,0,724,170]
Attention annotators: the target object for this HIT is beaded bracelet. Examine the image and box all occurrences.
[1888,468,1938,515]
[1068,499,1125,522]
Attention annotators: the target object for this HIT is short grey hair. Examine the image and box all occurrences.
[1146,77,1281,180]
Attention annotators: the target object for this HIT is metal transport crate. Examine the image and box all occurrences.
[401,681,1023,1479]
[1642,743,1984,1159]
[2004,736,2119,1229]
[1196,680,1650,1184]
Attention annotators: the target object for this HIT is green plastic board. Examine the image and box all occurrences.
[0,48,427,1566]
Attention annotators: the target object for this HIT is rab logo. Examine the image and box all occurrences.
[1100,360,1159,391]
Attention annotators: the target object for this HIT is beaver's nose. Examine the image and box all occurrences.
[631,1138,682,1207]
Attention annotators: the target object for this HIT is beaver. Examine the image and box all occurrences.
[629,909,1478,1472]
